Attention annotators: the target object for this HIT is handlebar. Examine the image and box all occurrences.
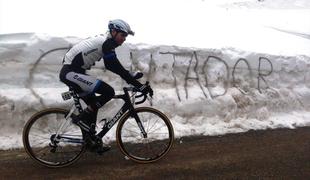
[134,92,147,105]
[123,81,150,105]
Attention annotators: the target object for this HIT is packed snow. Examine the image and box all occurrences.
[0,0,310,149]
[1,32,309,149]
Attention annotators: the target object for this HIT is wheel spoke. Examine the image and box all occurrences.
[125,120,139,129]
[31,140,49,147]
[148,124,168,134]
[30,127,50,134]
[146,118,160,133]
[122,128,140,135]
[29,133,50,140]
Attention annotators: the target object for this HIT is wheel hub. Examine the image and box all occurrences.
[49,134,59,152]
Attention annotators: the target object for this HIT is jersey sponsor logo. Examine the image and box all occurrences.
[73,75,93,86]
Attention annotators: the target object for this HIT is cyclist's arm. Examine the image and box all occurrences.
[103,53,142,87]
[102,39,142,87]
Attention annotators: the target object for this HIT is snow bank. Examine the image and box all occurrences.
[219,0,310,9]
[0,33,310,149]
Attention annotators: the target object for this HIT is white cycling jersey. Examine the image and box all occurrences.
[63,34,108,70]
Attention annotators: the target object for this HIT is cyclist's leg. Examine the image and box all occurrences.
[60,67,114,129]
[81,94,98,129]
[60,66,97,130]
[59,65,85,93]
[74,81,114,154]
[60,68,112,152]
[65,73,115,113]
[85,80,115,112]
[77,80,114,153]
[60,65,115,110]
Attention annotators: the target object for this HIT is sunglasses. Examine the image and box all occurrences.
[119,32,128,37]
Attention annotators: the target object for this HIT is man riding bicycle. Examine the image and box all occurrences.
[59,19,153,153]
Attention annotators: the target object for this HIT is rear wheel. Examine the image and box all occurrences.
[116,107,174,163]
[22,108,85,168]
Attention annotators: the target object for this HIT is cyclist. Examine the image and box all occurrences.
[59,19,153,153]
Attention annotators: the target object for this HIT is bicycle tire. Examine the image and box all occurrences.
[116,107,174,163]
[22,108,85,168]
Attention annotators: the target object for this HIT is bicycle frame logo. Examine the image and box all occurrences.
[107,109,124,129]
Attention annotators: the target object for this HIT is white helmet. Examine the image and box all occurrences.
[108,19,135,36]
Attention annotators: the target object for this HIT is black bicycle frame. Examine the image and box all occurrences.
[72,88,147,139]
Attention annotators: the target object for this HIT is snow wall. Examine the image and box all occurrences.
[0,33,310,149]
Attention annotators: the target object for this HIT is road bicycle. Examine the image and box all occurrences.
[23,83,174,168]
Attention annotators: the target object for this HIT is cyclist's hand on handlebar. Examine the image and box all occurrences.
[139,83,153,97]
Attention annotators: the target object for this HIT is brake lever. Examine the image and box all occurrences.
[133,81,151,105]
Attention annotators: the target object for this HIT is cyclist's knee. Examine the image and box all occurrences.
[95,84,114,105]
[96,81,115,98]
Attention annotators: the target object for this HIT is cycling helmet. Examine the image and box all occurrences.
[108,19,135,36]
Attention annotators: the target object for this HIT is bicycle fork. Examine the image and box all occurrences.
[130,111,147,138]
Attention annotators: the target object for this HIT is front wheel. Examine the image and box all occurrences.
[116,107,174,163]
[22,108,85,168]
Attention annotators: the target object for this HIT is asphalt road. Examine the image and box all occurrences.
[0,127,309,179]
